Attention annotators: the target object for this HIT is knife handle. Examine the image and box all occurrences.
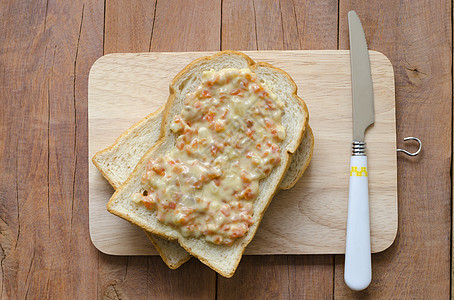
[344,154,372,291]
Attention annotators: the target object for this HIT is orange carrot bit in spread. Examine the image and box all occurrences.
[240,171,251,183]
[230,88,243,96]
[245,128,255,138]
[214,120,225,131]
[194,101,202,109]
[176,140,184,150]
[152,165,165,176]
[220,205,231,217]
[172,164,183,174]
[142,196,155,210]
[203,112,215,122]
[221,109,228,119]
[239,79,249,90]
[210,145,218,156]
[201,90,212,98]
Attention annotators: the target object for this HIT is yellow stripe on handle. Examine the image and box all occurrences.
[350,167,368,177]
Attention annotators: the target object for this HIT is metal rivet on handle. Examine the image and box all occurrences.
[397,137,422,156]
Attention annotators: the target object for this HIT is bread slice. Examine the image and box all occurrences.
[92,107,313,268]
[281,125,314,189]
[106,51,309,277]
[144,231,191,268]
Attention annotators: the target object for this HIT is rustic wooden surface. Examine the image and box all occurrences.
[88,50,397,256]
[0,1,451,299]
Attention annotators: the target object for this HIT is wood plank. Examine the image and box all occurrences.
[0,2,51,296]
[147,257,215,299]
[218,0,337,298]
[89,50,397,256]
[99,0,220,298]
[104,0,157,54]
[150,0,221,52]
[0,0,104,298]
[254,0,286,50]
[99,254,215,299]
[218,256,292,299]
[335,1,452,297]
[221,0,257,50]
[0,3,25,297]
[291,1,339,50]
[98,255,148,299]
[0,4,48,297]
[216,255,335,299]
[66,1,104,299]
[221,0,338,51]
[288,255,334,299]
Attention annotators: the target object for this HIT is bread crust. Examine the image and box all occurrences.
[145,232,191,269]
[106,51,310,277]
[280,126,314,190]
[92,106,165,190]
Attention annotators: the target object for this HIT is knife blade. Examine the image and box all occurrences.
[344,10,374,291]
[349,12,375,141]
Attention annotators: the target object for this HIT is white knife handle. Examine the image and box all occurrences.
[344,155,371,291]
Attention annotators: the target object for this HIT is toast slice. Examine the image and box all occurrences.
[92,104,313,268]
[106,51,310,277]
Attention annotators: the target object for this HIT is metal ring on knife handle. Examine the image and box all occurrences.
[352,141,366,156]
[397,137,422,156]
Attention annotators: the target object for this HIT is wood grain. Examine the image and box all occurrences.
[146,257,216,299]
[0,0,104,299]
[150,0,221,52]
[89,50,397,256]
[104,0,157,54]
[335,2,452,298]
[61,2,104,298]
[0,3,49,296]
[221,0,338,51]
[98,255,148,299]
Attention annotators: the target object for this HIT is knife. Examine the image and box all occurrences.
[344,10,374,291]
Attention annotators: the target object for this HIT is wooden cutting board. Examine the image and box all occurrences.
[88,50,396,255]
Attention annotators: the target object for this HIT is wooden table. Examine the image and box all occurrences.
[0,0,451,298]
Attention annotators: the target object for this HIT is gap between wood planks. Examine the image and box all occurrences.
[148,2,158,52]
[451,0,454,298]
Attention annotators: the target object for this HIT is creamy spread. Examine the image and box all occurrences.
[133,68,285,245]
